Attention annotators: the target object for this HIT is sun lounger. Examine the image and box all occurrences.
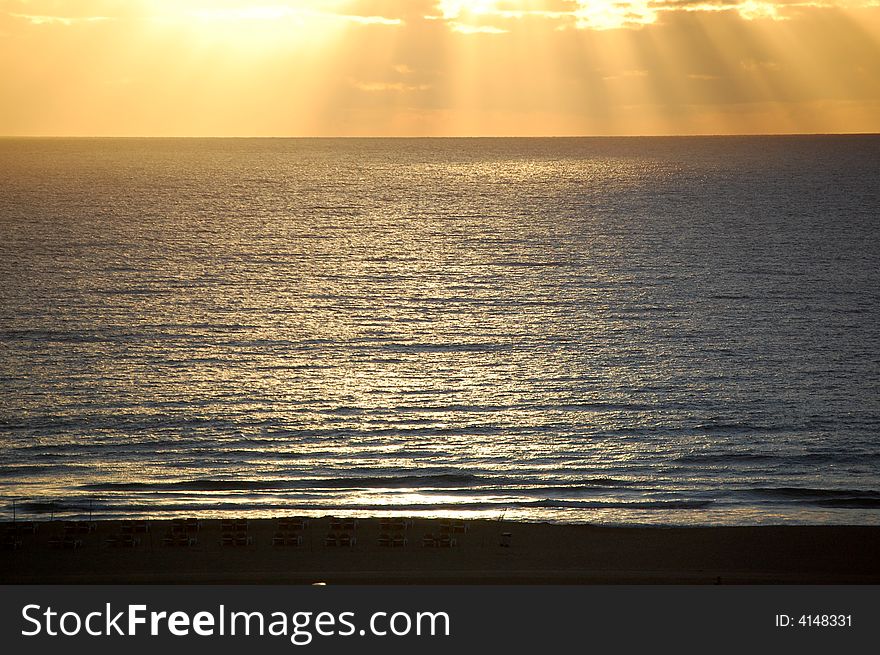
[121,521,149,534]
[338,533,357,548]
[278,518,308,532]
[220,518,252,546]
[272,531,303,547]
[1,535,23,550]
[422,533,457,547]
[125,535,141,547]
[436,534,457,548]
[439,519,467,534]
[379,533,407,548]
[220,531,253,546]
[106,534,140,548]
[324,533,339,547]
[49,536,82,550]
[172,518,199,534]
[162,532,197,547]
[329,518,359,532]
[380,519,413,533]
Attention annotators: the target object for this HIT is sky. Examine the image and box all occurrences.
[1,0,879,136]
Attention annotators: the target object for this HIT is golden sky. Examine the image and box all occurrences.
[1,0,879,135]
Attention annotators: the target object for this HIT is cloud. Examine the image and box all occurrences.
[602,68,650,80]
[3,1,404,28]
[423,0,878,32]
[352,80,432,92]
[184,4,402,26]
[648,0,790,20]
[5,0,874,34]
[9,13,113,26]
[449,21,508,33]
[343,14,402,24]
[740,58,783,71]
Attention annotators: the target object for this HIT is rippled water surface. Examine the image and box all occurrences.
[1,136,879,525]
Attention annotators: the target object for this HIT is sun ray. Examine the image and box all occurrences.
[1,0,879,135]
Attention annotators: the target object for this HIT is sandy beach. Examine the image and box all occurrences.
[2,518,878,584]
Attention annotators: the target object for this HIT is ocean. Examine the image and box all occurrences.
[1,135,878,525]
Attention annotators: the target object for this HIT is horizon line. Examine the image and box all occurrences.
[2,132,879,140]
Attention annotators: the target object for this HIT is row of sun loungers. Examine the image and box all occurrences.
[2,522,36,549]
[2,518,469,551]
[221,519,249,533]
[170,518,200,533]
[329,519,358,532]
[105,534,141,548]
[164,518,199,545]
[278,518,309,532]
[63,521,96,535]
[380,519,414,532]
[4,522,37,535]
[163,534,198,547]
[48,536,83,550]
[220,533,253,547]
[120,521,150,534]
[324,533,357,547]
[220,518,251,547]
[439,519,468,534]
[378,533,408,548]
[422,533,458,548]
[272,532,303,547]
[1,535,23,550]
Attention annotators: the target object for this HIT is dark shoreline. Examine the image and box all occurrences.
[2,519,879,584]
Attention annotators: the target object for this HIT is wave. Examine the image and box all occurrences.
[526,499,715,510]
[672,452,874,465]
[752,487,880,498]
[750,487,880,506]
[0,464,96,477]
[813,498,880,508]
[557,477,636,488]
[674,453,779,464]
[14,498,717,515]
[78,474,491,493]
[531,402,654,412]
[14,483,880,518]
[17,500,97,513]
[76,474,646,494]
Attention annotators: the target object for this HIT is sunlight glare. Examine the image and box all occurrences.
[573,0,657,30]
